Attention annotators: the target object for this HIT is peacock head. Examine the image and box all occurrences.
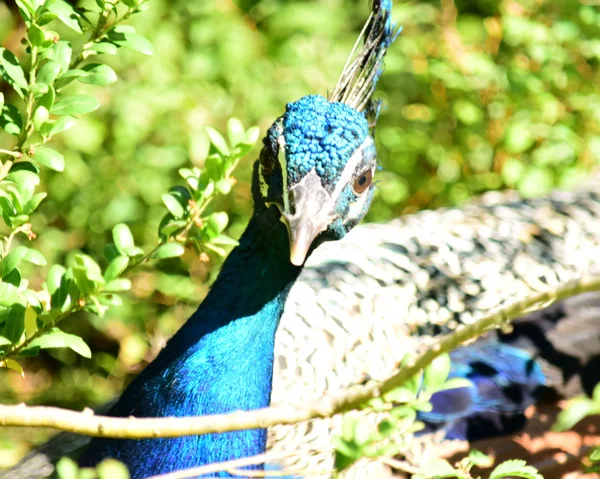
[253,0,400,266]
[256,95,376,265]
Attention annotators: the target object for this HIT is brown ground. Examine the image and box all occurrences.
[434,402,600,479]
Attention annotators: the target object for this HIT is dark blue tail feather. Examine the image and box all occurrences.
[419,293,600,441]
[419,342,546,440]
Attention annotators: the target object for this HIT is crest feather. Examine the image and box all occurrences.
[328,0,401,124]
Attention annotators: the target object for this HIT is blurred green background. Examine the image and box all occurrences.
[0,0,599,466]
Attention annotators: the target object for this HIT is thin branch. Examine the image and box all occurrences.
[143,453,271,479]
[0,273,599,439]
[0,149,22,158]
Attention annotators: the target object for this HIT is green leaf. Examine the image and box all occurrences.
[215,179,232,195]
[242,126,260,146]
[0,282,20,306]
[23,192,47,215]
[88,42,119,55]
[104,278,131,292]
[33,106,49,130]
[15,0,35,25]
[1,246,28,278]
[124,246,144,257]
[31,82,48,97]
[55,457,79,479]
[121,0,139,7]
[54,69,88,88]
[103,243,121,263]
[40,116,75,137]
[109,31,154,55]
[4,304,26,343]
[332,436,360,471]
[159,219,187,237]
[103,256,129,282]
[383,384,415,403]
[377,418,399,437]
[205,127,230,157]
[0,92,4,111]
[227,118,245,147]
[554,397,595,431]
[439,377,473,391]
[211,234,239,246]
[23,248,46,266]
[161,193,185,218]
[79,63,117,85]
[37,85,56,111]
[46,264,66,295]
[45,41,72,74]
[593,383,600,404]
[466,450,493,468]
[490,460,543,479]
[0,192,16,218]
[28,24,46,47]
[97,459,131,479]
[50,95,99,116]
[74,254,104,283]
[0,48,28,98]
[112,224,135,255]
[33,147,65,172]
[505,121,535,154]
[207,212,228,236]
[6,185,24,212]
[424,353,451,393]
[0,104,23,136]
[37,12,59,26]
[3,268,22,287]
[6,169,40,204]
[2,358,24,377]
[72,267,96,296]
[46,0,82,33]
[390,406,417,422]
[114,25,136,34]
[25,328,91,358]
[152,243,185,259]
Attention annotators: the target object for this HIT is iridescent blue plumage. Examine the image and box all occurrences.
[420,342,546,440]
[281,96,368,184]
[77,1,399,477]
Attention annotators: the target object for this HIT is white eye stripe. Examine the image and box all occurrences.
[277,135,290,214]
[347,187,371,220]
[258,164,269,198]
[330,136,374,204]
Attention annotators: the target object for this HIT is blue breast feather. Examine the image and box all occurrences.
[79,213,302,477]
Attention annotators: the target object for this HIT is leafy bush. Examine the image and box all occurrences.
[0,0,598,470]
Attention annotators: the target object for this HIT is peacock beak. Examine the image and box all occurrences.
[288,219,327,266]
[283,170,335,266]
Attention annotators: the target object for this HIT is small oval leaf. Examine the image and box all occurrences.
[33,147,65,172]
[112,224,135,254]
[152,243,185,259]
[50,95,99,116]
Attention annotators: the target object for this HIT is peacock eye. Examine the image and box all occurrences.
[352,168,373,195]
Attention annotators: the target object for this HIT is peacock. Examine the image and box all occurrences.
[268,178,600,476]
[4,1,600,478]
[7,181,600,479]
[69,1,400,477]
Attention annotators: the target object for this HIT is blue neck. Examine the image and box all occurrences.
[80,207,302,478]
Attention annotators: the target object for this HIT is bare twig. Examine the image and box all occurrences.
[0,273,599,440]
